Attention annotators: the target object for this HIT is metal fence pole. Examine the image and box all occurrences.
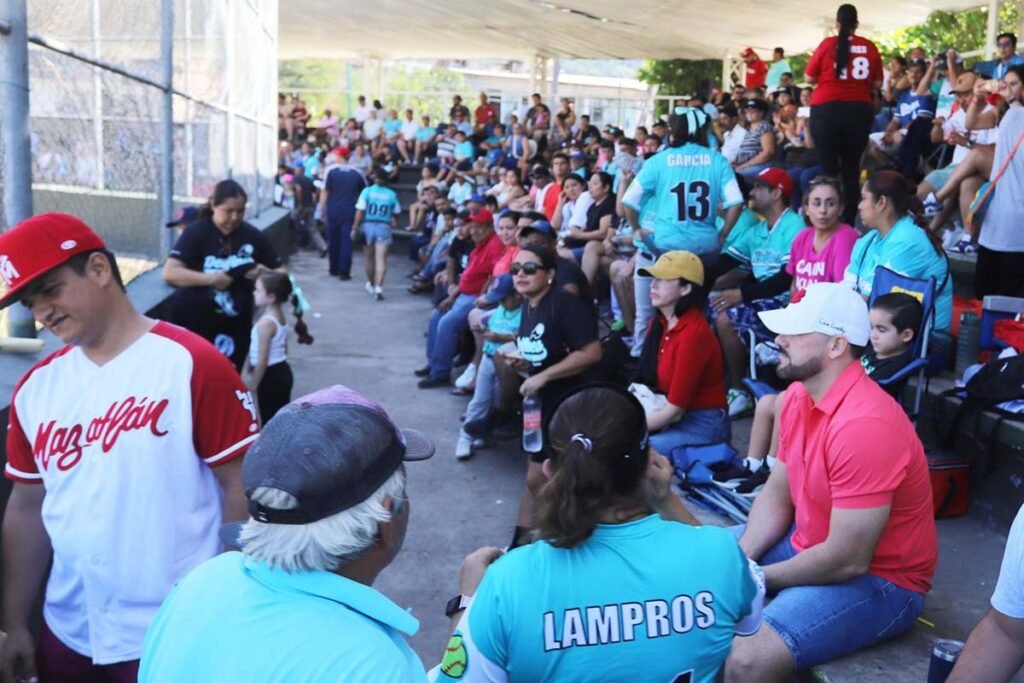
[159,0,174,257]
[1,0,36,338]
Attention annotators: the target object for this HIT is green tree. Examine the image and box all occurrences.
[638,1,1021,99]
[873,2,1020,62]
[637,59,722,115]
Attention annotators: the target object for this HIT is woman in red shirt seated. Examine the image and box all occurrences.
[635,251,730,456]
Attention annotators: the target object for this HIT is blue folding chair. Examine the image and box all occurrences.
[867,266,936,418]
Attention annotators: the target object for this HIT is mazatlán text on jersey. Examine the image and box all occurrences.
[32,396,170,473]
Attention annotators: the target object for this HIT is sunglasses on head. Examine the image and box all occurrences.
[509,262,545,276]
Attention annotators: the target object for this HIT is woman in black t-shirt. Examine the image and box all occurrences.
[559,171,615,286]
[163,180,284,370]
[505,244,601,547]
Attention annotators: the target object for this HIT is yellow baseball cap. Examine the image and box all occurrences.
[637,251,704,286]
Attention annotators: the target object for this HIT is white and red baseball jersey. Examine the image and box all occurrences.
[5,321,259,664]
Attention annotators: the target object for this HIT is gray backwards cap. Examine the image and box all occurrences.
[234,385,433,530]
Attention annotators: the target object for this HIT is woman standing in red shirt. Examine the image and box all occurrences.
[805,4,883,223]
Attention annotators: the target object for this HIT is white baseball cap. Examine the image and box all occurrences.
[758,282,870,346]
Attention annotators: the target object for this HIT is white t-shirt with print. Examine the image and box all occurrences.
[6,322,260,663]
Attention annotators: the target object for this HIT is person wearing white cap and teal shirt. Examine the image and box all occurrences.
[621,106,744,359]
[724,282,937,681]
[436,384,764,683]
[140,386,436,682]
[842,170,953,355]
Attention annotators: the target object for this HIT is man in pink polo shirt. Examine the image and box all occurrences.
[724,282,937,682]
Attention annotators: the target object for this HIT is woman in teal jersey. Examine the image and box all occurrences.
[843,170,953,355]
[622,107,744,359]
[436,384,764,683]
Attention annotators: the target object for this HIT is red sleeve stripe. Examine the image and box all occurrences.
[4,463,43,482]
[203,433,258,466]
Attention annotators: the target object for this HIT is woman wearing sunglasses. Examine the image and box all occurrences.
[504,244,601,549]
[163,180,285,370]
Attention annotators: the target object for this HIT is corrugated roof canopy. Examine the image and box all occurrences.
[281,0,981,60]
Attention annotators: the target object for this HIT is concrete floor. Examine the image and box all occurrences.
[284,247,1018,680]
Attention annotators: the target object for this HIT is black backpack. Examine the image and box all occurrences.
[942,355,1024,469]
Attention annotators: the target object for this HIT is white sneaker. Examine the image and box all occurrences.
[364,281,373,295]
[454,362,477,390]
[942,224,965,251]
[922,192,943,217]
[727,388,754,418]
[374,285,384,301]
[455,434,473,460]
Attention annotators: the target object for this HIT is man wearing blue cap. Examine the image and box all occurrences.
[140,386,435,682]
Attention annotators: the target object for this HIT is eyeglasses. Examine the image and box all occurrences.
[509,262,545,276]
[998,41,1014,48]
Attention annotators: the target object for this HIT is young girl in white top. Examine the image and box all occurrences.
[245,272,313,423]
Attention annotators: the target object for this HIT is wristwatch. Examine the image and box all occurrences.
[445,594,473,618]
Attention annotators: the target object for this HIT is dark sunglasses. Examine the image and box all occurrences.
[998,41,1014,48]
[509,262,545,276]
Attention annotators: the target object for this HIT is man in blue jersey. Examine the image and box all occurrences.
[320,153,367,281]
[353,170,402,301]
[621,106,744,359]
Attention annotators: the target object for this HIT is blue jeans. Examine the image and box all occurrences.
[460,354,498,438]
[419,239,449,278]
[326,219,353,276]
[787,165,822,210]
[649,408,730,456]
[729,526,925,670]
[426,293,476,380]
[739,163,773,183]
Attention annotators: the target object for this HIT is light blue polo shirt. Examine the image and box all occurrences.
[436,515,756,683]
[356,185,402,224]
[843,215,953,332]
[140,553,427,683]
[384,118,403,138]
[622,142,742,256]
[726,208,804,281]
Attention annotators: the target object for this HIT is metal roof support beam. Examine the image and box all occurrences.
[985,0,998,59]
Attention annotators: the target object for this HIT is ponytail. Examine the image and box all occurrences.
[201,178,248,219]
[533,387,648,548]
[258,272,315,345]
[835,4,858,76]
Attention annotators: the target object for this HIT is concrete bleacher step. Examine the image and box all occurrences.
[802,514,1010,682]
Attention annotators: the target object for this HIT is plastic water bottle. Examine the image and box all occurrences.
[955,311,981,379]
[522,395,543,454]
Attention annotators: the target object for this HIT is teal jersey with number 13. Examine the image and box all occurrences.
[622,142,742,255]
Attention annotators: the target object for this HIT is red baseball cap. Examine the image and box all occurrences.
[754,168,794,202]
[468,208,494,225]
[0,213,106,309]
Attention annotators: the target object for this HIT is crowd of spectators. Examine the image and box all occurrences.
[5,4,1024,682]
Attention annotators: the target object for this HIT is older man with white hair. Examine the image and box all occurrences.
[138,386,435,682]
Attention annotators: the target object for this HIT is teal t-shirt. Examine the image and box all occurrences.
[725,208,805,281]
[483,305,523,356]
[416,127,436,142]
[355,185,401,224]
[842,216,953,332]
[384,118,402,137]
[622,143,742,256]
[439,516,756,683]
[455,140,475,160]
[718,207,760,253]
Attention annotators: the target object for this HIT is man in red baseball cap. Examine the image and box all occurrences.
[0,213,256,680]
[707,168,805,418]
[742,48,768,89]
[417,207,504,388]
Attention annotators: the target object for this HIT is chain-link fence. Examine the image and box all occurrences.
[4,0,278,272]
